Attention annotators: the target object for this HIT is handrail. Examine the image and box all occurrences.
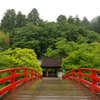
[0,68,43,96]
[62,68,100,92]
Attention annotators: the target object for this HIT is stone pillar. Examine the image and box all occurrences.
[46,68,48,77]
[57,69,58,77]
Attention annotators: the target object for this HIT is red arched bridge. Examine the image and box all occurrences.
[0,68,100,100]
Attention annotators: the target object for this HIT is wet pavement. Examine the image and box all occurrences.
[1,78,100,100]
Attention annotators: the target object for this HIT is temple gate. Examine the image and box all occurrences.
[41,57,63,78]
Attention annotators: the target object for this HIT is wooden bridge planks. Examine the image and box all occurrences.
[1,78,100,100]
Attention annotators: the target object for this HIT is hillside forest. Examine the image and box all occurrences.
[0,8,100,73]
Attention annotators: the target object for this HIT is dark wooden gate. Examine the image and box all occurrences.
[41,57,62,77]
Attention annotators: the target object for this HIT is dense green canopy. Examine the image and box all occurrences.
[0,48,42,73]
[0,8,100,74]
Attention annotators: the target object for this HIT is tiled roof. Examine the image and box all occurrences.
[41,57,62,68]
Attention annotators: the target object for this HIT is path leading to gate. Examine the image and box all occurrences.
[1,78,100,100]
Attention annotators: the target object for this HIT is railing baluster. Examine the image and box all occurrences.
[72,70,75,81]
[35,71,37,80]
[65,73,67,80]
[91,70,96,91]
[31,69,33,80]
[10,69,16,91]
[24,68,27,83]
[68,72,70,79]
[79,69,82,84]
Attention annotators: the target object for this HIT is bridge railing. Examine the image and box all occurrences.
[0,68,43,96]
[62,68,100,92]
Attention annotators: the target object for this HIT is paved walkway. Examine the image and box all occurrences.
[1,78,100,100]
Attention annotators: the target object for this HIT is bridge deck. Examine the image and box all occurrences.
[1,78,100,100]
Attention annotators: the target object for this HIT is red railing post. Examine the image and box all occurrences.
[10,69,16,91]
[79,69,82,84]
[37,72,39,79]
[65,73,67,80]
[38,73,40,79]
[72,70,75,81]
[91,70,96,91]
[31,69,33,80]
[68,72,70,80]
[24,68,27,83]
[35,71,37,80]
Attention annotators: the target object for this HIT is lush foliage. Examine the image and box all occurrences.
[1,8,100,74]
[0,48,42,88]
[0,48,42,73]
[27,8,40,25]
[0,9,16,32]
[8,20,100,58]
[61,50,95,72]
[45,40,100,72]
[0,31,10,46]
[16,11,26,28]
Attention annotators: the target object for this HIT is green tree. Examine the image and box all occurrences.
[16,11,26,28]
[0,48,42,73]
[44,38,78,58]
[97,16,100,34]
[61,50,95,71]
[87,31,100,43]
[57,15,67,24]
[90,22,98,33]
[78,27,86,37]
[68,15,75,24]
[92,43,100,68]
[59,20,80,42]
[0,31,10,46]
[1,9,16,32]
[77,35,87,44]
[0,31,7,46]
[81,17,90,29]
[10,23,43,58]
[27,8,40,25]
[6,32,10,46]
[45,22,60,38]
[74,15,81,26]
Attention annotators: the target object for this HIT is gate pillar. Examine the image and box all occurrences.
[57,69,58,77]
[46,68,48,77]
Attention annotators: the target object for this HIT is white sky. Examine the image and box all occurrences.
[0,0,100,22]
